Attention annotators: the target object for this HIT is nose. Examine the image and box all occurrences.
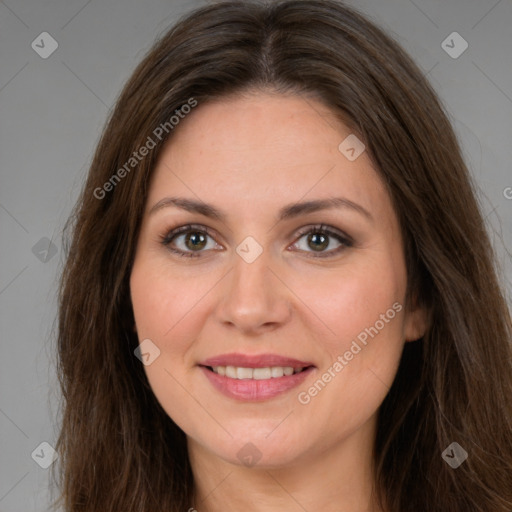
[215,249,292,334]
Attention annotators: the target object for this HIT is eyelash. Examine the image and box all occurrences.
[159,223,354,259]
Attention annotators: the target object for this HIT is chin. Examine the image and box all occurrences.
[201,427,309,469]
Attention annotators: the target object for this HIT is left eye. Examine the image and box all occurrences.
[294,226,352,257]
[290,225,353,257]
[161,224,353,258]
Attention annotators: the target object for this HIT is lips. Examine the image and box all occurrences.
[201,353,314,369]
[198,353,316,401]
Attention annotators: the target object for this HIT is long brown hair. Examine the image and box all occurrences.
[53,1,512,510]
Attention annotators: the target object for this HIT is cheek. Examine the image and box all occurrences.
[129,258,196,387]
[130,259,208,430]
[130,255,208,342]
[292,255,406,409]
[292,257,404,350]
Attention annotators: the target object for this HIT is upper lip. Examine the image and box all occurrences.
[200,353,315,368]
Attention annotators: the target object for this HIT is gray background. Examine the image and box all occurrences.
[0,0,511,510]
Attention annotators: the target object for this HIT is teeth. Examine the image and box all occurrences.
[253,367,272,380]
[237,367,253,379]
[271,366,284,378]
[211,366,306,379]
[225,366,237,378]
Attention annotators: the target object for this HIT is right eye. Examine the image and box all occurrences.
[160,224,222,258]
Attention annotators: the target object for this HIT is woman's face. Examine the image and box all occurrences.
[130,91,426,468]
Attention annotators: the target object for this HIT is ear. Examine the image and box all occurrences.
[403,295,429,342]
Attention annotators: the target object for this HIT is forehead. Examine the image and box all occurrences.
[163,92,353,168]
[146,92,391,225]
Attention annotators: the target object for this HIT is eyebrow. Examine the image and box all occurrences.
[149,196,373,223]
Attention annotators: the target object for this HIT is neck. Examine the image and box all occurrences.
[187,416,385,512]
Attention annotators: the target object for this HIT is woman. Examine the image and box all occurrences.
[53,1,512,511]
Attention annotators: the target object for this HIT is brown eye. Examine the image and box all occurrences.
[291,225,353,258]
[306,232,329,251]
[161,224,220,258]
[183,232,207,251]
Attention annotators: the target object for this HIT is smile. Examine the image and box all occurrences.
[209,365,308,379]
[198,353,316,401]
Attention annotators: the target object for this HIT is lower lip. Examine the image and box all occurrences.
[199,366,315,401]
